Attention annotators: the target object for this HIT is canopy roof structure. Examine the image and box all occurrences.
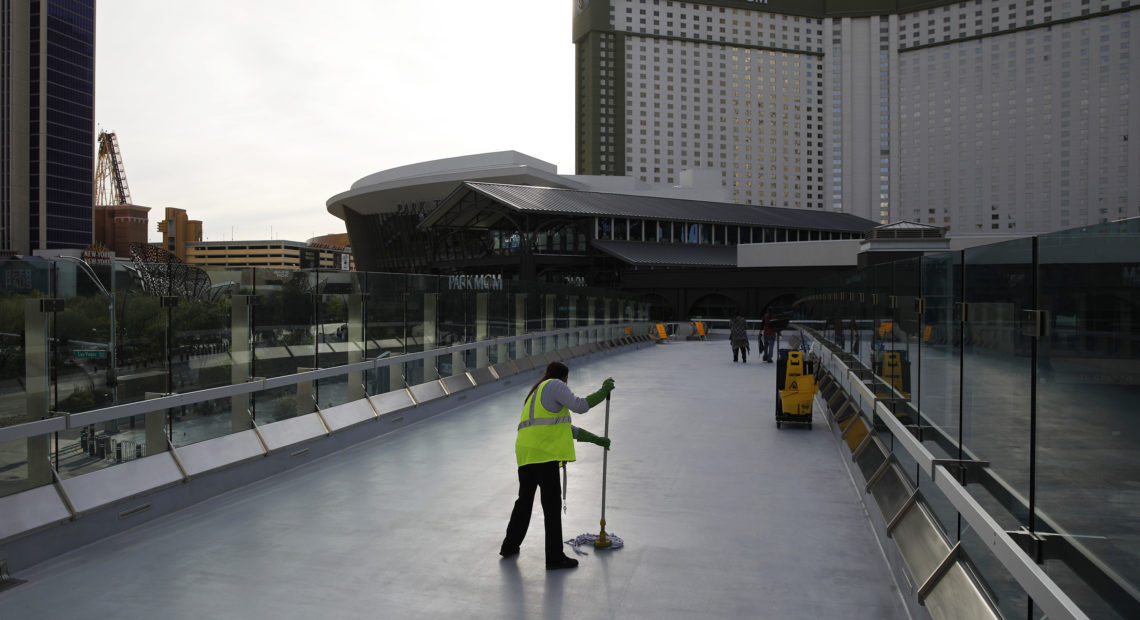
[423,182,878,234]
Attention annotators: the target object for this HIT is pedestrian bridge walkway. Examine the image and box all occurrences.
[0,338,910,619]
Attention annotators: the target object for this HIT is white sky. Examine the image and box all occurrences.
[95,1,576,244]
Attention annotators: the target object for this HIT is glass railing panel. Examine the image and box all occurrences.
[250,267,313,381]
[1042,557,1126,620]
[438,284,474,376]
[59,402,168,481]
[505,279,535,358]
[254,385,306,424]
[568,292,587,347]
[364,272,408,378]
[917,448,958,538]
[312,271,354,407]
[959,525,1030,619]
[171,394,238,447]
[961,239,1034,531]
[54,293,115,415]
[894,258,921,416]
[117,288,168,406]
[247,268,312,423]
[0,438,33,498]
[64,416,138,478]
[0,299,32,429]
[315,270,353,369]
[856,271,875,369]
[868,262,894,387]
[919,252,961,436]
[0,260,55,430]
[171,297,234,396]
[1037,223,1140,607]
[404,274,434,386]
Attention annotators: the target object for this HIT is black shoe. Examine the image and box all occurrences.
[546,555,579,570]
[500,545,519,557]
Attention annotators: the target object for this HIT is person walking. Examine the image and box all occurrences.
[761,311,777,362]
[500,361,614,570]
[729,312,750,362]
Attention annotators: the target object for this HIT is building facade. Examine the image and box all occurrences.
[574,0,1139,233]
[156,207,203,262]
[1,0,97,254]
[93,203,150,257]
[186,240,352,271]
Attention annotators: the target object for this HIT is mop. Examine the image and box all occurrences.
[567,394,624,555]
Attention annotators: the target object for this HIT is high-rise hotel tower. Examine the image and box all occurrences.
[1,0,96,254]
[574,0,1139,233]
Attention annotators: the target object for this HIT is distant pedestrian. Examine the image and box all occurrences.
[761,311,776,363]
[729,313,749,363]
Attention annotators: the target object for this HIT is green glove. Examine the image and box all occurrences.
[585,377,616,408]
[575,428,611,450]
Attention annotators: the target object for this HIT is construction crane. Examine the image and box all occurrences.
[96,130,132,205]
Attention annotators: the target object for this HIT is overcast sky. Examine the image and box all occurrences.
[95,1,576,244]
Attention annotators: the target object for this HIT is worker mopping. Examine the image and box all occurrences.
[500,362,617,570]
[567,392,624,555]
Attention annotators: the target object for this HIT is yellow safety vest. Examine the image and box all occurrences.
[515,379,576,467]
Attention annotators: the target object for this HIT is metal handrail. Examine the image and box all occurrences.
[0,323,645,443]
[801,326,1090,620]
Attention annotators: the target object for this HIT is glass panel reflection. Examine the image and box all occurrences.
[961,239,1033,530]
[1037,222,1140,604]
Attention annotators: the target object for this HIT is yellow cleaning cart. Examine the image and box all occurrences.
[775,349,817,429]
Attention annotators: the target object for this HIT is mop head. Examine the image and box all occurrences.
[566,532,624,555]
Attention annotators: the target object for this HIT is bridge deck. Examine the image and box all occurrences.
[0,338,909,619]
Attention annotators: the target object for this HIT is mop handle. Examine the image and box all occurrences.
[600,393,611,524]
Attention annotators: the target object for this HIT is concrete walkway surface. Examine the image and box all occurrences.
[0,338,909,620]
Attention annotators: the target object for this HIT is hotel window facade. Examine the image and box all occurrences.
[575,0,1139,235]
[1,0,96,254]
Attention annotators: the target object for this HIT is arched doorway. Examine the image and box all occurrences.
[687,293,736,320]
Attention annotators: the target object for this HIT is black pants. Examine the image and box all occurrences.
[502,461,563,561]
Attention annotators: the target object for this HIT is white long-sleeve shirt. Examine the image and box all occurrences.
[535,378,590,415]
[531,378,593,439]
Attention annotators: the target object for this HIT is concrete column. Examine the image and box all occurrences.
[24,300,51,487]
[347,293,365,400]
[230,295,253,432]
[423,292,439,381]
[544,294,556,352]
[514,293,527,359]
[144,392,168,456]
[296,367,317,414]
[476,293,489,368]
[390,364,405,392]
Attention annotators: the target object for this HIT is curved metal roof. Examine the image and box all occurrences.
[425,182,878,233]
[593,240,737,267]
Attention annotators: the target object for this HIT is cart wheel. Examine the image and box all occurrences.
[776,421,781,429]
[808,422,813,429]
